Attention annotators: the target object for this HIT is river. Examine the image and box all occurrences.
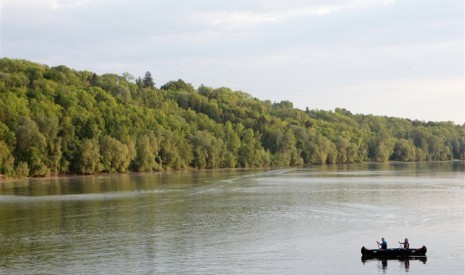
[0,162,463,274]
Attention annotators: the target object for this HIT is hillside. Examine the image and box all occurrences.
[0,58,464,177]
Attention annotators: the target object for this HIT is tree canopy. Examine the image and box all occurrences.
[0,58,464,178]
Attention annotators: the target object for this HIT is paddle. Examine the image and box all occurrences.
[398,242,403,250]
[398,241,409,250]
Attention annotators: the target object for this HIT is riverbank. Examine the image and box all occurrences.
[2,160,464,185]
[0,166,273,185]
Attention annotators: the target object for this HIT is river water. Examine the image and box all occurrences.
[0,162,463,274]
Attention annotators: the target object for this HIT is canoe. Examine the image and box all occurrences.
[361,246,427,258]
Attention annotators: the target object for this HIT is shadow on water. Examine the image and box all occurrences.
[361,256,427,272]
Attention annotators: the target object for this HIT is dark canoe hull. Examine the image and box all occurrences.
[361,246,427,258]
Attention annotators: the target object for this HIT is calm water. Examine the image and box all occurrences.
[0,162,463,274]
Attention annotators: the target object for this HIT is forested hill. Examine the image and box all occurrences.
[0,58,464,178]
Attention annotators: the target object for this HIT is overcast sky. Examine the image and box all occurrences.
[1,0,464,124]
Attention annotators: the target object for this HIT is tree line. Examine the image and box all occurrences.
[0,58,464,178]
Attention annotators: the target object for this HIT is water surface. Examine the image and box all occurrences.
[0,162,463,274]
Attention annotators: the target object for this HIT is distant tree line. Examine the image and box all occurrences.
[0,58,464,178]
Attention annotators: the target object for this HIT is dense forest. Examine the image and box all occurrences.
[0,58,464,178]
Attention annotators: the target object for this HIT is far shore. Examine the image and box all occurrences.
[1,160,463,185]
[0,166,272,185]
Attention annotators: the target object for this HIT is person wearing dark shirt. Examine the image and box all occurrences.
[377,237,387,249]
[399,238,409,250]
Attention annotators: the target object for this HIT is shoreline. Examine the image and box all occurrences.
[1,160,463,185]
[0,167,275,185]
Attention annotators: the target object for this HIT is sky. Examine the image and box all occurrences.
[1,0,464,124]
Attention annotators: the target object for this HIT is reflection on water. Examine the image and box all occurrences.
[361,257,427,273]
[0,162,463,274]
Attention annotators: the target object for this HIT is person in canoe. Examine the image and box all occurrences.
[399,238,409,250]
[376,237,387,249]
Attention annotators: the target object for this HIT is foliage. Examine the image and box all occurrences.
[0,58,464,178]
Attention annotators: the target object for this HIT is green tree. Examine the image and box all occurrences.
[142,71,155,88]
[15,161,29,177]
[428,136,452,161]
[392,139,416,161]
[0,121,15,148]
[37,116,63,174]
[100,136,133,173]
[0,141,15,177]
[133,133,160,172]
[158,130,192,169]
[78,138,102,174]
[370,130,396,162]
[222,121,241,167]
[272,129,302,166]
[237,129,252,167]
[15,116,49,176]
[161,79,195,93]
